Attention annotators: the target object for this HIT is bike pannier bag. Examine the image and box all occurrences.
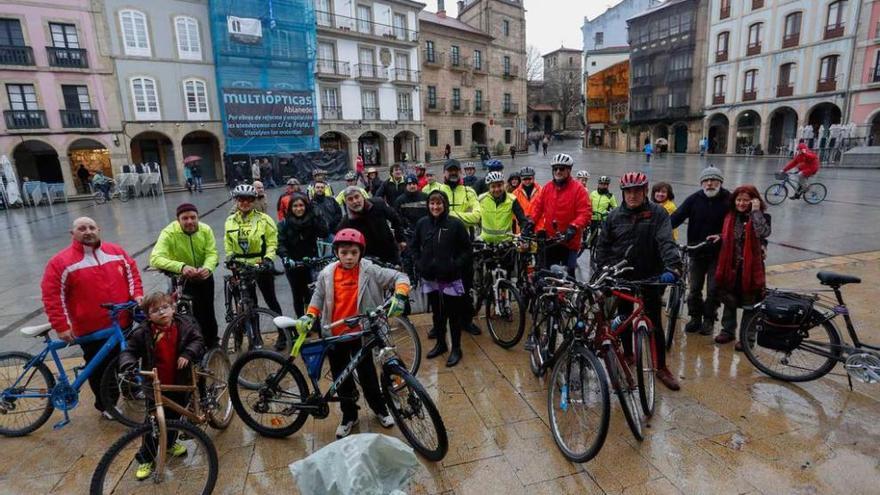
[755,292,813,352]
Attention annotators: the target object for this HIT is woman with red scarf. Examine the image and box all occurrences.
[713,185,771,349]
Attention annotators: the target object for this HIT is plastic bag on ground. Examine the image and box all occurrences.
[289,433,419,495]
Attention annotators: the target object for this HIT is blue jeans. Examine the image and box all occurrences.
[193,176,203,192]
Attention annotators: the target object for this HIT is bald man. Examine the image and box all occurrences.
[41,217,143,418]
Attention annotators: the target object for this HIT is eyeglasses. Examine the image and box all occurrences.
[148,304,173,315]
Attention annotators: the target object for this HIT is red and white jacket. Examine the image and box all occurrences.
[41,240,143,337]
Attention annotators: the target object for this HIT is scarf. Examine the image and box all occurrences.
[715,211,765,296]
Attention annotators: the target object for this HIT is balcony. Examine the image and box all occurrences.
[817,76,837,92]
[0,45,34,66]
[715,50,728,63]
[824,23,844,40]
[422,50,444,68]
[4,110,47,129]
[398,108,413,121]
[502,65,519,79]
[60,109,99,128]
[712,93,725,105]
[720,5,730,19]
[322,105,342,120]
[873,66,880,83]
[392,68,420,85]
[502,103,518,115]
[473,100,489,114]
[666,68,692,83]
[315,11,418,43]
[742,89,757,101]
[46,47,88,68]
[355,63,387,81]
[776,84,793,97]
[752,0,763,9]
[362,107,381,120]
[451,99,469,114]
[449,56,470,71]
[316,59,350,79]
[425,97,446,113]
[781,33,799,49]
[746,42,761,56]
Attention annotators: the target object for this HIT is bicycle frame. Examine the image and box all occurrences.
[591,288,652,388]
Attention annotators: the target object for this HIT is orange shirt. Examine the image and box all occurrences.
[330,264,360,335]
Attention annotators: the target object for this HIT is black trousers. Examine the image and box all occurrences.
[184,275,218,349]
[687,255,721,322]
[80,340,120,412]
[254,272,282,315]
[284,266,312,317]
[428,292,464,350]
[617,286,667,369]
[136,391,188,464]
[327,339,388,421]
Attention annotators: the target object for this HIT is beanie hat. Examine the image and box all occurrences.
[699,165,724,183]
[176,203,198,217]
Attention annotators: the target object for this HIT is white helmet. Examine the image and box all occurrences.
[550,153,574,167]
[576,170,590,179]
[485,171,504,184]
[232,184,257,198]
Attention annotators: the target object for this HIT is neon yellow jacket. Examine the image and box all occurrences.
[150,221,219,273]
[478,192,516,243]
[224,210,278,265]
[421,182,442,194]
[435,183,481,228]
[590,189,618,220]
[660,199,679,241]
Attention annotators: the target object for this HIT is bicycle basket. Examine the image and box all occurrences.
[774,172,788,180]
[300,342,328,379]
[755,292,814,352]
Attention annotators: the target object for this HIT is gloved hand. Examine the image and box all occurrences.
[521,221,534,237]
[260,258,275,271]
[387,293,407,318]
[563,226,578,242]
[293,314,315,335]
[659,272,677,284]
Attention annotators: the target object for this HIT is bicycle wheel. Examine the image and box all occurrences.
[635,325,656,417]
[529,306,553,377]
[375,316,421,376]
[485,280,526,348]
[547,347,610,463]
[471,268,485,314]
[381,363,448,461]
[94,192,106,205]
[221,308,287,388]
[664,284,682,349]
[117,189,130,203]
[228,350,310,438]
[201,349,233,429]
[605,348,643,441]
[89,419,218,495]
[740,314,841,382]
[764,183,788,205]
[100,355,148,428]
[802,183,827,205]
[0,352,56,437]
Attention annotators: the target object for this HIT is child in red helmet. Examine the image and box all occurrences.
[292,228,411,438]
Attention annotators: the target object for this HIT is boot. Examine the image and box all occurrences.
[656,367,680,391]
[446,348,462,367]
[427,327,437,339]
[426,340,448,359]
[699,319,715,336]
[465,322,482,336]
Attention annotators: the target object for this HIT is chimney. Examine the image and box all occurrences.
[437,0,446,17]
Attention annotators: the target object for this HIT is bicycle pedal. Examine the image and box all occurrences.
[53,411,71,430]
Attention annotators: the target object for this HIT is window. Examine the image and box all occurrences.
[825,1,846,38]
[429,129,438,147]
[595,32,604,46]
[317,41,335,62]
[50,23,79,48]
[743,69,758,99]
[475,89,483,110]
[397,92,412,120]
[669,87,689,108]
[451,45,460,65]
[6,84,37,110]
[452,88,461,110]
[0,18,25,46]
[130,76,160,119]
[321,87,339,119]
[874,50,880,82]
[503,92,511,112]
[316,0,332,27]
[425,40,435,63]
[716,31,729,58]
[427,85,436,107]
[358,47,374,65]
[393,13,407,39]
[713,74,726,96]
[819,55,838,82]
[503,55,511,74]
[747,23,762,55]
[670,52,693,70]
[454,130,462,146]
[783,12,801,47]
[356,5,372,34]
[183,79,209,120]
[61,85,90,110]
[361,89,378,119]
[271,29,295,59]
[504,129,511,144]
[720,0,731,19]
[502,20,510,36]
[778,63,795,96]
[473,50,482,70]
[175,16,201,60]
[119,10,150,56]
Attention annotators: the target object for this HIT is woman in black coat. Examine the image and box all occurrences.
[277,193,329,317]
[410,190,472,367]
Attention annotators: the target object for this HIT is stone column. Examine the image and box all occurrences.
[173,135,186,187]
[58,154,77,196]
[383,135,395,167]
[726,119,737,154]
[347,138,359,171]
[758,118,770,153]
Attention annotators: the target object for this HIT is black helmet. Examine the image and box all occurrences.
[519,167,535,178]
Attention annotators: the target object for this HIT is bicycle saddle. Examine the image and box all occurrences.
[20,322,52,338]
[273,316,297,330]
[816,271,861,286]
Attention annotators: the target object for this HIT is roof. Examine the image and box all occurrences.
[543,46,583,58]
[418,11,493,38]
[627,0,690,23]
[586,45,630,55]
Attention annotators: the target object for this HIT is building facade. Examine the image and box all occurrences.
[1,0,124,196]
[586,60,630,151]
[542,47,583,131]
[847,0,880,144]
[103,0,223,186]
[315,0,423,170]
[703,0,858,155]
[582,0,658,53]
[627,0,709,154]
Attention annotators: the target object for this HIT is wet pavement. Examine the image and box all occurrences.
[1,251,879,494]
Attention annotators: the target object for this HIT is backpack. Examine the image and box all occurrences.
[754,291,814,352]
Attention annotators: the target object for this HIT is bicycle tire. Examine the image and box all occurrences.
[605,348,643,441]
[635,325,656,417]
[802,183,827,205]
[378,316,421,376]
[529,305,553,377]
[471,268,485,315]
[0,352,56,437]
[381,363,448,461]
[486,279,526,348]
[664,284,682,350]
[117,190,130,203]
[764,183,788,205]
[94,192,106,205]
[221,308,287,388]
[740,314,841,382]
[547,347,610,463]
[228,350,310,438]
[100,355,148,428]
[89,419,218,495]
[202,349,233,429]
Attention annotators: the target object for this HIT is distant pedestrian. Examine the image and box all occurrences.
[76,164,91,194]
[355,154,365,185]
[191,163,203,192]
[183,164,194,192]
[699,137,708,156]
[644,142,653,163]
[444,144,451,160]
[251,160,260,183]
[542,135,549,156]
[533,138,540,153]
[509,145,516,161]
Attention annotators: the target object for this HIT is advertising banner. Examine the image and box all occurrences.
[223,88,315,138]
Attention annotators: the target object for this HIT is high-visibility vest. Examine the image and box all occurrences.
[478,192,515,243]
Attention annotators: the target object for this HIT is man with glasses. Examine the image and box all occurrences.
[512,166,542,229]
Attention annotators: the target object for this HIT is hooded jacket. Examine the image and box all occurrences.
[338,198,404,264]
[150,221,219,274]
[118,315,205,385]
[595,200,682,280]
[411,191,473,283]
[277,194,330,261]
[530,177,592,251]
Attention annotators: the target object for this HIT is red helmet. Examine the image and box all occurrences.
[620,171,649,190]
[333,228,366,251]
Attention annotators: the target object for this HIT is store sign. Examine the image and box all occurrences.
[223,88,315,138]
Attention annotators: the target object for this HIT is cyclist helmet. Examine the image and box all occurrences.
[333,228,366,252]
[485,171,505,184]
[550,153,575,167]
[232,184,257,198]
[344,171,357,181]
[519,166,535,178]
[486,159,504,171]
[366,167,378,175]
[598,175,611,185]
[619,171,649,190]
[576,170,591,179]
[312,169,326,177]
[464,161,476,170]
[413,162,426,170]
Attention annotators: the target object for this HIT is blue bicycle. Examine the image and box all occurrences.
[0,301,144,436]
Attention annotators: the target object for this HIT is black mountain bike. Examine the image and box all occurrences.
[471,240,526,348]
[663,240,710,349]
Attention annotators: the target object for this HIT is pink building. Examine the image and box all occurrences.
[0,0,123,196]
[848,0,880,144]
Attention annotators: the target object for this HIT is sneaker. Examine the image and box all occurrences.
[135,462,154,481]
[684,319,702,333]
[656,367,681,391]
[376,413,394,428]
[714,333,735,345]
[336,418,359,438]
[169,441,188,457]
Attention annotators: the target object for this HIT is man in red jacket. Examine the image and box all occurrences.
[530,153,592,275]
[41,216,144,417]
[782,142,820,198]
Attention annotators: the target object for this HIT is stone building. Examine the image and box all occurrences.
[541,47,583,131]
[845,0,880,145]
[0,0,124,196]
[420,0,527,161]
[582,0,659,53]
